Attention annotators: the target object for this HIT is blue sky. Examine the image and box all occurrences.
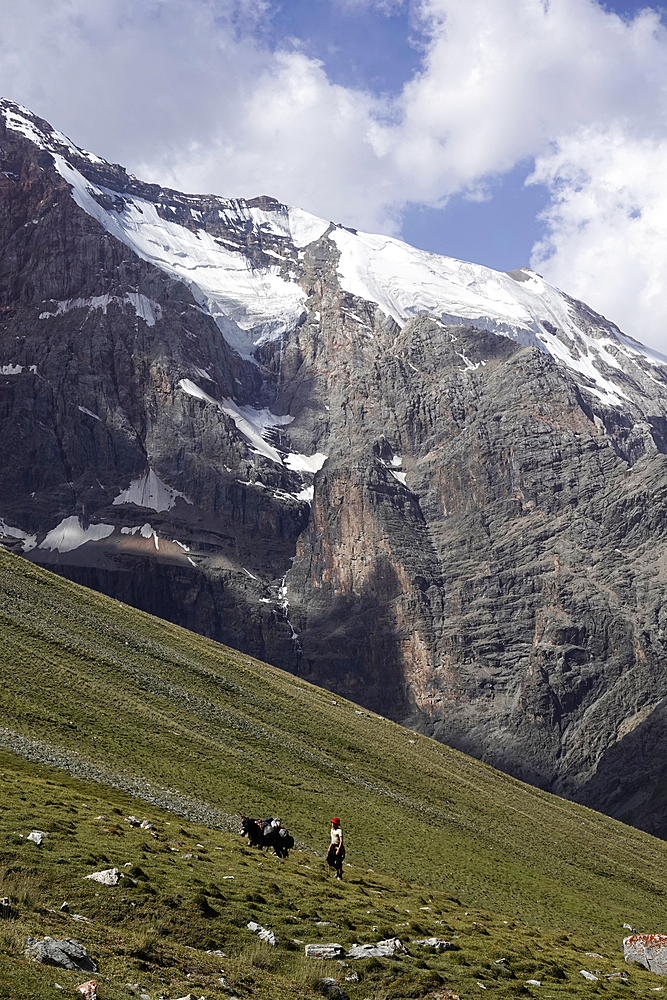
[1,0,667,349]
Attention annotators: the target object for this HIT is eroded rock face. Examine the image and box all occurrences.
[4,100,667,836]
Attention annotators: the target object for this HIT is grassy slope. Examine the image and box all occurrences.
[1,548,666,998]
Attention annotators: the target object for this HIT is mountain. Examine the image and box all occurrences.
[3,99,667,837]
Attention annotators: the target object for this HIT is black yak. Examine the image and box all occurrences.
[241,816,294,858]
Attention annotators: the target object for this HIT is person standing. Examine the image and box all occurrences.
[327,817,345,879]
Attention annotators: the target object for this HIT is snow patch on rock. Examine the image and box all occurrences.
[179,378,292,464]
[39,293,162,325]
[0,518,37,552]
[39,517,114,554]
[284,452,328,474]
[113,469,191,512]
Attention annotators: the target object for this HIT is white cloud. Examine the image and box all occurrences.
[137,49,399,233]
[529,128,667,351]
[2,0,667,346]
[390,0,667,195]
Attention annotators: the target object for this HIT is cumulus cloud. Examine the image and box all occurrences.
[529,129,667,350]
[394,0,667,195]
[1,0,667,345]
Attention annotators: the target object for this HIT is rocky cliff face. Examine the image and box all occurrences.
[3,99,667,836]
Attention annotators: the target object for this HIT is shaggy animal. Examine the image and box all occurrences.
[241,816,294,858]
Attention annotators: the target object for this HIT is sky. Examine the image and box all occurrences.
[1,0,667,351]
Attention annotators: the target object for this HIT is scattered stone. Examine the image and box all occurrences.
[84,868,122,886]
[60,902,69,912]
[24,936,98,972]
[71,915,93,924]
[586,952,603,958]
[305,943,345,959]
[347,938,407,959]
[580,970,599,981]
[623,923,637,932]
[125,816,141,827]
[77,981,97,999]
[412,938,458,951]
[27,830,47,845]
[206,949,228,957]
[344,971,360,982]
[606,972,629,981]
[624,934,667,974]
[247,921,278,946]
[140,820,155,831]
[320,978,350,1000]
[526,981,541,986]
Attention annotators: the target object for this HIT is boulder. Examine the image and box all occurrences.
[27,830,47,845]
[246,921,278,946]
[347,937,406,959]
[319,978,350,1000]
[24,936,97,972]
[305,944,344,959]
[84,867,123,886]
[412,937,458,951]
[624,933,667,974]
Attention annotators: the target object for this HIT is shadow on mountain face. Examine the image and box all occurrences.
[290,556,413,719]
[573,697,667,840]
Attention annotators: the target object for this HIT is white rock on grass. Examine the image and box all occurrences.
[246,921,278,946]
[580,970,599,981]
[83,868,123,886]
[347,938,406,959]
[411,937,457,951]
[305,944,344,959]
[27,830,47,845]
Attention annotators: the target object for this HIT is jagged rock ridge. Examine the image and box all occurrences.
[3,99,667,836]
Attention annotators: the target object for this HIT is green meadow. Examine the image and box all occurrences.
[0,548,666,998]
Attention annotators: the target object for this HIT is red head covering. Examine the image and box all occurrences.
[332,817,340,825]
